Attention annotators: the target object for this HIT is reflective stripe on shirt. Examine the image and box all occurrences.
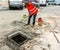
[29,6,36,12]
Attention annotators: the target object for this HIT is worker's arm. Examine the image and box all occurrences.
[25,1,29,8]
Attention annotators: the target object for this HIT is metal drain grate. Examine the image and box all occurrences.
[11,34,27,44]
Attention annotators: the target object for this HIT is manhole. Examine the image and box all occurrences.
[5,30,32,50]
[11,34,27,44]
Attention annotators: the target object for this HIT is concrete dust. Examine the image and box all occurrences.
[0,5,60,50]
[8,16,59,50]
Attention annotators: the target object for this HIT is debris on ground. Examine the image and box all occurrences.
[0,16,60,50]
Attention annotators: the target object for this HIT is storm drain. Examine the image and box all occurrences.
[11,34,27,44]
[5,30,32,50]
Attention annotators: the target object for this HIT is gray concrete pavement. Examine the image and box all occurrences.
[0,6,60,50]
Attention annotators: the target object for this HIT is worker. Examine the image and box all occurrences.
[24,1,38,27]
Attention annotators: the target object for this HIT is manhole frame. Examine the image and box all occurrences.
[5,29,32,50]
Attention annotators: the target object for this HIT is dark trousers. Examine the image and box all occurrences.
[27,14,37,25]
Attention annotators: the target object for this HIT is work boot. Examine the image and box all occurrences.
[31,25,34,27]
[24,24,29,26]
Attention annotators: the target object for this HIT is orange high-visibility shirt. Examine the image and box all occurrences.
[26,2,38,15]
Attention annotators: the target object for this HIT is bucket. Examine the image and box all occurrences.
[22,15,27,21]
[38,18,43,26]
